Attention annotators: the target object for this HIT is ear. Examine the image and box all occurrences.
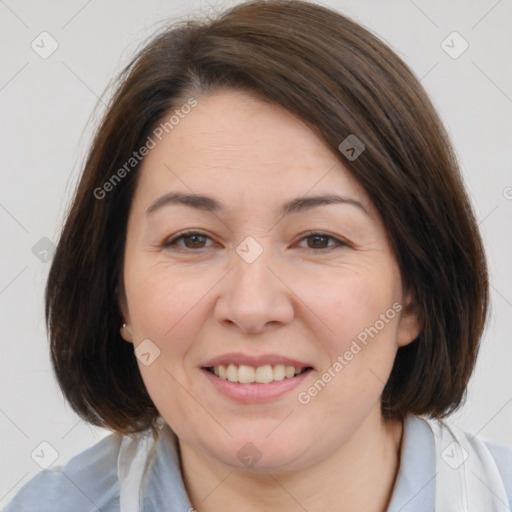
[117,282,134,343]
[396,292,422,347]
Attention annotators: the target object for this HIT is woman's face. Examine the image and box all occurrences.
[120,88,420,471]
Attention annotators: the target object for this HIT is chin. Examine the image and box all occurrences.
[192,422,314,471]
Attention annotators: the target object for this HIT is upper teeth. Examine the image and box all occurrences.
[212,364,306,384]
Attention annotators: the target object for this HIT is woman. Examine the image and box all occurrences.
[6,1,511,511]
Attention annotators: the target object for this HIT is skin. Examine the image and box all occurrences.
[119,88,421,512]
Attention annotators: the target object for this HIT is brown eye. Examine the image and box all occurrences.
[297,232,347,250]
[182,234,207,248]
[163,232,212,249]
[307,234,330,249]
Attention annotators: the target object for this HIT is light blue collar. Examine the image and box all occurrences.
[386,414,436,512]
[142,414,435,511]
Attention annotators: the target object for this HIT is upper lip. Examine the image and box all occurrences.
[202,353,314,370]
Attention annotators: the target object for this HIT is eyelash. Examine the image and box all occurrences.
[162,230,348,251]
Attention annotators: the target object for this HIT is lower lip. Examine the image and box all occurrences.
[201,368,313,404]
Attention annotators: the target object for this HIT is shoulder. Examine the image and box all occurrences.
[484,439,512,506]
[3,432,122,512]
[418,415,512,508]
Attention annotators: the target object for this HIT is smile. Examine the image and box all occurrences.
[206,364,312,384]
[201,365,314,404]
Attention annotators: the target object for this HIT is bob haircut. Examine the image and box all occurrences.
[46,0,488,435]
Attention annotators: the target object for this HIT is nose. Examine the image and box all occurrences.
[214,243,295,333]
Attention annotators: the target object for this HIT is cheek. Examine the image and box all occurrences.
[294,263,401,346]
[127,264,211,419]
[123,261,217,382]
[125,259,207,335]
[291,260,402,405]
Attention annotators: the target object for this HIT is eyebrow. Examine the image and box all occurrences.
[146,191,368,216]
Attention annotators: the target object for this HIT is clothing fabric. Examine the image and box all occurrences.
[4,415,512,511]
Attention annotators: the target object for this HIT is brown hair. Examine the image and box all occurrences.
[46,0,488,435]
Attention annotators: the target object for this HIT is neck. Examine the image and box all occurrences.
[178,411,404,512]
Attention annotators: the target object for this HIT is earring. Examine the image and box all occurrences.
[120,322,133,343]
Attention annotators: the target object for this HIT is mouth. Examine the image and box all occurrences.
[204,364,313,384]
[200,355,315,403]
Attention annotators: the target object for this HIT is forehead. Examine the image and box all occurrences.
[134,88,370,213]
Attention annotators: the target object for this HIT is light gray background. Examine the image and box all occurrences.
[1,0,511,506]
